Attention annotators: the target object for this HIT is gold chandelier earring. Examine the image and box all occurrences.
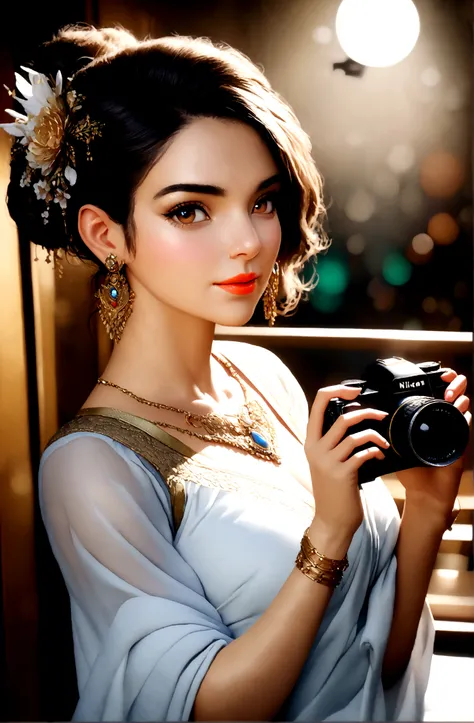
[95,253,135,343]
[263,261,280,326]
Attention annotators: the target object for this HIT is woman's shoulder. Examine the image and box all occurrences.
[39,430,175,526]
[213,339,304,393]
[213,339,309,426]
[39,431,136,491]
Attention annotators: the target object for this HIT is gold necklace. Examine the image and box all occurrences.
[96,353,281,464]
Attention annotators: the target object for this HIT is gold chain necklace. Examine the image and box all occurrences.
[97,353,281,464]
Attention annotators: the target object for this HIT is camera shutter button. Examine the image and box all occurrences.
[417,362,440,372]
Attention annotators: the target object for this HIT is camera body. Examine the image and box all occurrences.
[322,357,470,485]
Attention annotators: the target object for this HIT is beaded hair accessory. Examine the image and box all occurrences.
[1,66,104,272]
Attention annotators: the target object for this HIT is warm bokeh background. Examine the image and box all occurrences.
[0,1,472,720]
[4,0,472,334]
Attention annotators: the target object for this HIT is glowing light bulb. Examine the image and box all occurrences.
[335,0,420,68]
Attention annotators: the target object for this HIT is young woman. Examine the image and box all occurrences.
[2,24,470,722]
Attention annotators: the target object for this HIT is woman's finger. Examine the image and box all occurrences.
[332,429,390,462]
[307,385,362,442]
[453,395,470,414]
[344,446,386,472]
[319,408,389,451]
[444,374,468,402]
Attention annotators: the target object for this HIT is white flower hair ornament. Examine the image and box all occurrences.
[1,66,104,224]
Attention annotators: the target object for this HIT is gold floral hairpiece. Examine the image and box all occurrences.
[1,66,104,226]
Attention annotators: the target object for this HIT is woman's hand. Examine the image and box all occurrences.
[396,369,472,525]
[304,385,390,556]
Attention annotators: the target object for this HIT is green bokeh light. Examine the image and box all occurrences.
[309,290,344,313]
[382,253,412,286]
[316,257,349,295]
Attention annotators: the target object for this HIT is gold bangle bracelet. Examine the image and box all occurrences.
[295,550,344,588]
[294,528,349,588]
[295,527,349,589]
[300,537,348,573]
[301,527,349,572]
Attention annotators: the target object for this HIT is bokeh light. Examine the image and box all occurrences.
[454,281,469,299]
[382,252,412,286]
[308,255,350,314]
[403,318,423,330]
[406,234,434,265]
[422,297,437,313]
[346,233,366,255]
[373,286,396,311]
[458,206,472,228]
[367,277,383,299]
[448,317,462,331]
[309,290,345,313]
[345,189,376,222]
[312,26,332,44]
[427,213,459,245]
[438,299,454,317]
[371,169,400,199]
[420,66,441,87]
[367,277,396,311]
[412,233,434,255]
[387,144,416,174]
[345,131,364,147]
[420,152,465,199]
[316,257,350,295]
[335,0,420,68]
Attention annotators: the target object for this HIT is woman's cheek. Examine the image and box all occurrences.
[137,225,213,277]
[256,214,281,247]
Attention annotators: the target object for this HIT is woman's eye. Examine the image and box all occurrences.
[253,194,278,215]
[165,204,209,226]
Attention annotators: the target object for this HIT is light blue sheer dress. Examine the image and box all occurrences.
[38,341,434,721]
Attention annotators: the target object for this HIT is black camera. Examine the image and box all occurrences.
[323,357,470,485]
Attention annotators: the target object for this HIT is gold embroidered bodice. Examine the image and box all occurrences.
[45,404,314,535]
[44,347,313,533]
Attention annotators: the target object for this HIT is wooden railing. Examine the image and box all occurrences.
[215,325,472,349]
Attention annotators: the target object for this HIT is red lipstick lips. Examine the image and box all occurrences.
[218,273,257,284]
[214,272,259,296]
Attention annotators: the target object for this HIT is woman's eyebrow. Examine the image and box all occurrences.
[153,173,281,200]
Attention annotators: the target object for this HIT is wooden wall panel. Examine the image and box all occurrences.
[0,134,40,720]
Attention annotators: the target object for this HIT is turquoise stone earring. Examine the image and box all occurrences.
[95,253,135,343]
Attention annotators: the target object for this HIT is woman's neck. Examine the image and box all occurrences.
[99,305,234,410]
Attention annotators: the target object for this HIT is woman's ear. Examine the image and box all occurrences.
[78,204,131,265]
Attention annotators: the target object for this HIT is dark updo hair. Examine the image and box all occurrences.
[5,24,329,315]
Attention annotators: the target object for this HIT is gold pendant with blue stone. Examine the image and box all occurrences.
[241,399,280,463]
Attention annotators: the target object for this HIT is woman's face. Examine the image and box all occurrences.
[129,117,282,326]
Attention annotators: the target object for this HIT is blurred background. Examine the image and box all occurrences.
[0,0,472,720]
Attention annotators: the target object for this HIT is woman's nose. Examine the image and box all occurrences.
[226,215,263,260]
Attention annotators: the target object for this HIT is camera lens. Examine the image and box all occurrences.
[389,396,469,466]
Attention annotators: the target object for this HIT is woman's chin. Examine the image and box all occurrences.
[212,308,258,328]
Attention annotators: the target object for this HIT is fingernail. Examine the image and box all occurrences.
[446,390,454,400]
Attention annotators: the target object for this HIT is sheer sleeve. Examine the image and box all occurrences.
[38,433,233,722]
